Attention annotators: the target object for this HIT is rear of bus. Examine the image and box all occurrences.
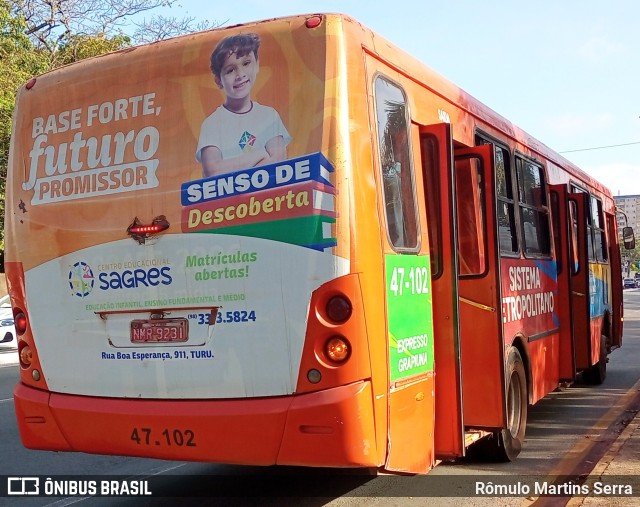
[6,14,385,467]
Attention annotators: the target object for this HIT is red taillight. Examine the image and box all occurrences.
[14,311,27,335]
[326,295,352,323]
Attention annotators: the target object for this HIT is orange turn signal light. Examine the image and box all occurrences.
[325,336,350,363]
[19,343,33,368]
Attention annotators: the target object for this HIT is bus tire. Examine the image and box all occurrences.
[582,335,607,385]
[485,347,528,462]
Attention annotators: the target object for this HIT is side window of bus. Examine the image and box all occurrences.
[571,185,605,264]
[515,157,551,257]
[420,135,443,277]
[569,183,584,273]
[495,146,519,255]
[590,196,608,263]
[585,192,596,262]
[569,200,580,275]
[550,191,563,274]
[476,137,518,255]
[374,76,419,250]
[455,157,486,275]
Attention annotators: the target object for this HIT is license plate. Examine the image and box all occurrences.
[130,318,188,343]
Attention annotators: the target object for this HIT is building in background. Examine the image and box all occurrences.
[615,194,640,275]
[614,194,640,235]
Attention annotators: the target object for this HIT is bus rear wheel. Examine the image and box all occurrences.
[484,347,528,462]
[582,334,607,385]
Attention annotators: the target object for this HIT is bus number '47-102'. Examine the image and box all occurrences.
[389,267,429,296]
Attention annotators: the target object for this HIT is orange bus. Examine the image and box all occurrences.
[6,13,635,473]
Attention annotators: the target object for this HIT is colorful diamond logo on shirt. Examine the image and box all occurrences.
[239,131,257,151]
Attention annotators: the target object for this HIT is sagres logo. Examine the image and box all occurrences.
[69,261,95,297]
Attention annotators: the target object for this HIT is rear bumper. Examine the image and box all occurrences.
[14,380,377,467]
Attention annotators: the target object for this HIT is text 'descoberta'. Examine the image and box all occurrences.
[182,180,336,232]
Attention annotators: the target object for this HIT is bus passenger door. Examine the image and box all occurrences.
[454,145,506,430]
[550,184,576,380]
[568,192,591,370]
[419,123,464,459]
[607,213,623,349]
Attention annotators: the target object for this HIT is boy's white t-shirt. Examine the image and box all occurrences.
[196,102,291,163]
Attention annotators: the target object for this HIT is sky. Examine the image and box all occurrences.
[141,0,640,196]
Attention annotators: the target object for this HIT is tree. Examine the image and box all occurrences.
[8,0,218,65]
[0,0,220,260]
[0,1,49,256]
[131,13,223,45]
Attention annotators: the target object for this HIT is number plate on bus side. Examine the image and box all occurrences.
[130,318,188,343]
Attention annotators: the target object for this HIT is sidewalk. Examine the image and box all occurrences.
[567,386,640,506]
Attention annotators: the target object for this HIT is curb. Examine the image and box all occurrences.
[566,412,640,506]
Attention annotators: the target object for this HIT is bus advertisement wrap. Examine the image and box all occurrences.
[8,21,352,400]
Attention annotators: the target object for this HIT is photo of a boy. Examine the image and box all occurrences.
[196,33,291,177]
